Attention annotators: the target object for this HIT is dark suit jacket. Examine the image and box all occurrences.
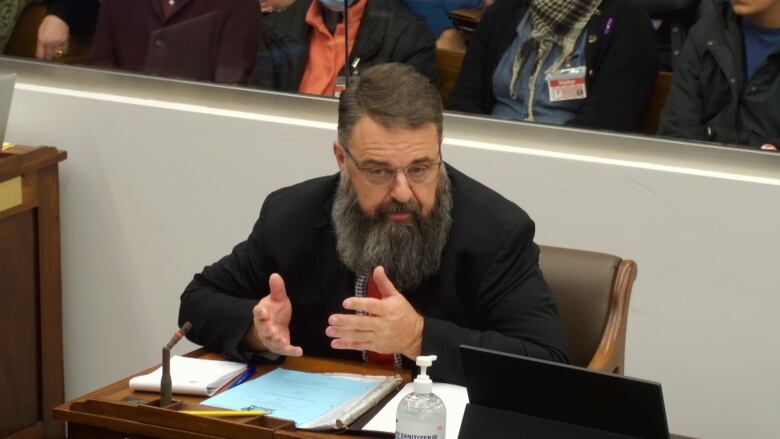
[89,0,260,84]
[179,165,568,385]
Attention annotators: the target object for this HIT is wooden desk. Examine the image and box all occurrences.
[54,350,406,439]
[55,349,699,439]
[0,145,67,438]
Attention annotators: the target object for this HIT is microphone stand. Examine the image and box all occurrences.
[344,0,350,87]
[160,322,192,407]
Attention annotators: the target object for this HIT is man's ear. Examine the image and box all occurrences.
[334,141,347,171]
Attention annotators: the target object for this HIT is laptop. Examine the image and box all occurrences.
[0,74,15,145]
[459,345,670,439]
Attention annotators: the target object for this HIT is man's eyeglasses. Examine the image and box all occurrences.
[341,144,443,186]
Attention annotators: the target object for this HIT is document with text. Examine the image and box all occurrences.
[202,368,401,429]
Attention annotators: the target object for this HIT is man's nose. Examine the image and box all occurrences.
[389,170,413,203]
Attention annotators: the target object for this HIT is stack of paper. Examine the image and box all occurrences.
[202,368,401,429]
[129,356,247,396]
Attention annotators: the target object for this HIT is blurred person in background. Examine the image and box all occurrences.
[35,0,99,60]
[0,0,37,52]
[403,0,494,51]
[89,0,261,84]
[658,0,780,150]
[447,0,658,132]
[248,0,436,96]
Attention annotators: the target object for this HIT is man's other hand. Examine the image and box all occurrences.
[244,273,303,356]
[327,266,424,359]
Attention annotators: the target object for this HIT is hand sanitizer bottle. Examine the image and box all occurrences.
[396,355,446,439]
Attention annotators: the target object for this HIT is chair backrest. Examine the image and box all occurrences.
[538,245,637,374]
[435,48,466,106]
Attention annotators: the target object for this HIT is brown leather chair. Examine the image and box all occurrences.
[538,245,637,375]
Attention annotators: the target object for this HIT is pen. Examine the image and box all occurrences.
[181,410,268,417]
[228,366,256,389]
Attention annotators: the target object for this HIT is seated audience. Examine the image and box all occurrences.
[403,0,490,51]
[248,0,437,96]
[179,63,568,385]
[89,0,261,84]
[658,0,780,150]
[635,0,701,71]
[36,0,100,60]
[0,0,36,52]
[447,0,659,132]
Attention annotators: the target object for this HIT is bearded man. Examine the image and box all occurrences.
[179,63,568,385]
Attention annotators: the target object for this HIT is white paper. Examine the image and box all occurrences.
[363,382,469,437]
[128,356,246,396]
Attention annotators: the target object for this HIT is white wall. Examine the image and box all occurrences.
[7,82,780,439]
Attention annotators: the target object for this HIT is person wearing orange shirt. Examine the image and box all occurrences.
[248,0,437,95]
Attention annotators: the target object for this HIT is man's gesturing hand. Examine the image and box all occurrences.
[244,273,303,356]
[326,266,423,359]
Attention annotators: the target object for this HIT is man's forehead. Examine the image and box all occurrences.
[350,117,440,157]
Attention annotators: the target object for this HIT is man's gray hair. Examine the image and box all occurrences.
[338,63,443,147]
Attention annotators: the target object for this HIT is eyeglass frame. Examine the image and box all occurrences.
[339,143,443,186]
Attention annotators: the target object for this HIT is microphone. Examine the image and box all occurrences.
[165,321,192,350]
[160,322,192,407]
[343,0,350,87]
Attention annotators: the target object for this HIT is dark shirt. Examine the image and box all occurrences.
[47,0,100,35]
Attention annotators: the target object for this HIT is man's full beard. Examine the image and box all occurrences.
[331,169,453,292]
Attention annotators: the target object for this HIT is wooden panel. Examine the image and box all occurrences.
[0,209,40,437]
[0,146,66,438]
[435,48,465,106]
[0,176,23,212]
[36,165,65,438]
[69,423,155,439]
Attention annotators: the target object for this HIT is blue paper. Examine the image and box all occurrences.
[201,368,378,425]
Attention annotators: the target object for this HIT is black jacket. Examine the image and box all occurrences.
[658,0,780,148]
[447,0,659,132]
[179,166,568,385]
[248,0,437,91]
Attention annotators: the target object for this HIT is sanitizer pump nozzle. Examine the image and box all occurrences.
[413,355,436,394]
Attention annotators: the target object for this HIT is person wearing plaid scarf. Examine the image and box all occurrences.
[510,0,602,121]
[448,0,659,132]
